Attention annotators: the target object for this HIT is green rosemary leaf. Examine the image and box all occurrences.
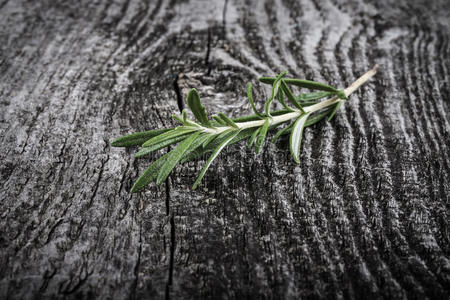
[111,128,171,147]
[272,122,294,143]
[262,77,347,99]
[305,108,334,127]
[195,132,232,158]
[172,114,185,125]
[248,127,261,148]
[287,79,338,92]
[212,126,278,154]
[202,133,217,148]
[187,88,212,127]
[135,135,187,158]
[290,113,310,164]
[255,118,270,154]
[261,77,335,92]
[201,128,256,154]
[247,83,264,118]
[258,76,275,84]
[192,131,240,190]
[189,133,211,151]
[281,80,304,112]
[180,131,233,163]
[230,115,260,123]
[179,133,215,164]
[265,71,287,115]
[183,130,243,164]
[181,141,214,164]
[130,153,168,193]
[213,115,228,126]
[156,131,201,185]
[216,128,236,140]
[218,113,239,129]
[328,101,343,121]
[181,126,273,164]
[277,88,295,112]
[297,100,319,107]
[173,110,199,126]
[209,120,222,127]
[231,128,261,145]
[278,108,334,136]
[142,127,196,148]
[297,91,334,101]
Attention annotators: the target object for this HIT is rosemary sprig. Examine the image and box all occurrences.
[112,66,378,192]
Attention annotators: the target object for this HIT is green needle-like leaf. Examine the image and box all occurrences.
[261,77,336,92]
[272,122,293,143]
[192,131,240,190]
[188,133,211,152]
[328,101,343,121]
[247,83,264,118]
[218,113,239,129]
[272,109,334,138]
[202,134,218,148]
[131,153,169,193]
[248,127,261,148]
[265,71,287,115]
[261,77,348,99]
[281,80,304,112]
[181,127,271,164]
[182,130,235,162]
[172,109,199,126]
[111,128,171,147]
[285,78,338,93]
[305,108,334,127]
[297,100,319,107]
[213,115,227,125]
[172,114,185,125]
[216,128,236,140]
[142,127,196,148]
[187,88,212,127]
[179,133,216,163]
[290,113,310,164]
[135,135,187,158]
[156,131,201,185]
[297,91,334,101]
[188,128,255,161]
[277,89,295,112]
[255,118,270,154]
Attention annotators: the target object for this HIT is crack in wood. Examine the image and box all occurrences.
[173,75,184,112]
[164,178,176,300]
[205,28,212,76]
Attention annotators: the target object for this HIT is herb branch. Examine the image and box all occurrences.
[112,65,378,192]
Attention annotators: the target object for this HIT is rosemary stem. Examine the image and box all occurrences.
[300,64,379,113]
[204,65,378,134]
[344,64,379,96]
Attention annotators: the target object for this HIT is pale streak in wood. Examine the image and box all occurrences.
[0,0,449,299]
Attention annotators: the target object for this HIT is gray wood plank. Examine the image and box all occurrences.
[0,0,449,299]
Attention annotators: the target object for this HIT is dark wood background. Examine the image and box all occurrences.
[1,0,449,299]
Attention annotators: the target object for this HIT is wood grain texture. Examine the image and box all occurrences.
[0,0,449,299]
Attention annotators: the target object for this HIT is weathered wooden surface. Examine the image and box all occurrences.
[0,0,449,299]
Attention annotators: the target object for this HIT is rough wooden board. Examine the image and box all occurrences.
[0,0,449,299]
